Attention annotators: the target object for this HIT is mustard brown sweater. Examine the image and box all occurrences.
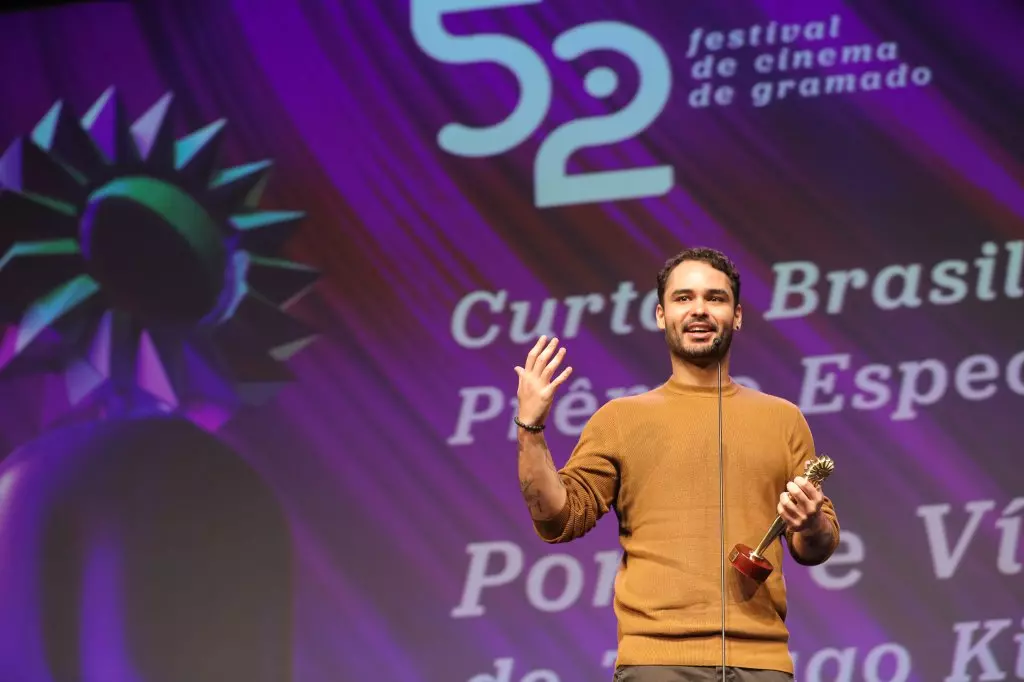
[533,375,840,673]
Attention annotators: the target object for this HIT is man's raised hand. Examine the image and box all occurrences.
[513,336,573,426]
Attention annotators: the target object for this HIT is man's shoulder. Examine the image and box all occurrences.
[733,382,805,417]
[582,384,671,424]
[603,383,676,409]
[574,386,674,449]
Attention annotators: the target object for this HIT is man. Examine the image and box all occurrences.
[513,247,840,681]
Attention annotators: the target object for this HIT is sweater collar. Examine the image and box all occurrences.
[661,373,741,398]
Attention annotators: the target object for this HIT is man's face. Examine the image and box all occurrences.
[656,260,742,364]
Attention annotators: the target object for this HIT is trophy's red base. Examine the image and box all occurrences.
[729,543,774,583]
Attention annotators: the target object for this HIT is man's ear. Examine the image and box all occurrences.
[735,303,743,330]
[655,303,665,331]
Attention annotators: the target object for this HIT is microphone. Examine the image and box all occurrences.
[713,334,726,681]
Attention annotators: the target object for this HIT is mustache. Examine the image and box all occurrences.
[682,319,720,332]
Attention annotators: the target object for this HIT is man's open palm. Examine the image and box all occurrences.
[514,335,573,425]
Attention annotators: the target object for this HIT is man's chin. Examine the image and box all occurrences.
[687,338,720,353]
[674,343,720,361]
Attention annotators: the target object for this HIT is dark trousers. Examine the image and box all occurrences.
[614,666,792,682]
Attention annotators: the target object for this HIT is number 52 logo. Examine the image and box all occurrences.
[411,0,673,209]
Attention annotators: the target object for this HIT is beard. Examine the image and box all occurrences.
[666,321,734,365]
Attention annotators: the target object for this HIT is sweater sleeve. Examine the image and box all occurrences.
[783,407,841,565]
[533,401,621,544]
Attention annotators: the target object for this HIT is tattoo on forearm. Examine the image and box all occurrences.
[517,438,563,517]
[520,477,543,516]
[544,449,557,473]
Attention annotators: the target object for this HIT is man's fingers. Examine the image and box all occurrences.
[791,478,823,515]
[796,476,820,500]
[524,335,548,372]
[778,499,798,527]
[787,481,810,509]
[541,347,567,379]
[534,337,559,371]
[780,491,803,525]
[549,366,573,389]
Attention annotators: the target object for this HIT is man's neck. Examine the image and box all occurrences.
[669,354,729,388]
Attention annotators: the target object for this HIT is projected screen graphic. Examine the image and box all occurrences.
[0,1,1020,681]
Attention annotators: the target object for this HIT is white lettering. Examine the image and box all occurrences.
[451,290,507,349]
[863,643,913,682]
[1015,626,1024,678]
[799,354,849,414]
[955,355,1000,400]
[930,259,969,304]
[975,242,999,301]
[891,358,947,420]
[825,267,869,313]
[449,381,652,447]
[809,530,864,590]
[946,619,1015,682]
[917,500,997,579]
[510,297,558,343]
[919,498,1024,579]
[872,263,923,310]
[750,60,933,107]
[1007,351,1024,395]
[557,292,602,337]
[535,21,673,207]
[764,242,1019,321]
[851,363,891,410]
[412,0,673,208]
[525,554,584,612]
[995,498,1024,575]
[448,285,659,350]
[466,658,561,682]
[805,646,857,682]
[764,260,819,320]
[553,378,598,436]
[1005,241,1024,297]
[639,289,660,331]
[451,350,1021,447]
[609,281,639,335]
[792,641,912,682]
[468,657,514,682]
[797,350,1024,422]
[453,542,624,618]
[449,242,1024,348]
[452,541,524,618]
[449,386,507,445]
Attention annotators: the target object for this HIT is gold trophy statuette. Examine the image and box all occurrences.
[729,455,835,583]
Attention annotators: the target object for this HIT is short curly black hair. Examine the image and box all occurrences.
[657,247,741,306]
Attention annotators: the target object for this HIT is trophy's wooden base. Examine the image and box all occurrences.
[729,543,774,583]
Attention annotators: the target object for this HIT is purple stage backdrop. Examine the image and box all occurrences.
[0,1,1021,681]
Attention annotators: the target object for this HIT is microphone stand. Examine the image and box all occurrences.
[713,337,726,682]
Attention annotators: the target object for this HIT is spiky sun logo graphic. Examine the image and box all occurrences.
[0,87,318,428]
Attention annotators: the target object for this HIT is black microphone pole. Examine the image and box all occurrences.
[713,335,726,682]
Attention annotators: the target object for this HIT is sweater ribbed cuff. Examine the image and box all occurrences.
[532,502,571,542]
